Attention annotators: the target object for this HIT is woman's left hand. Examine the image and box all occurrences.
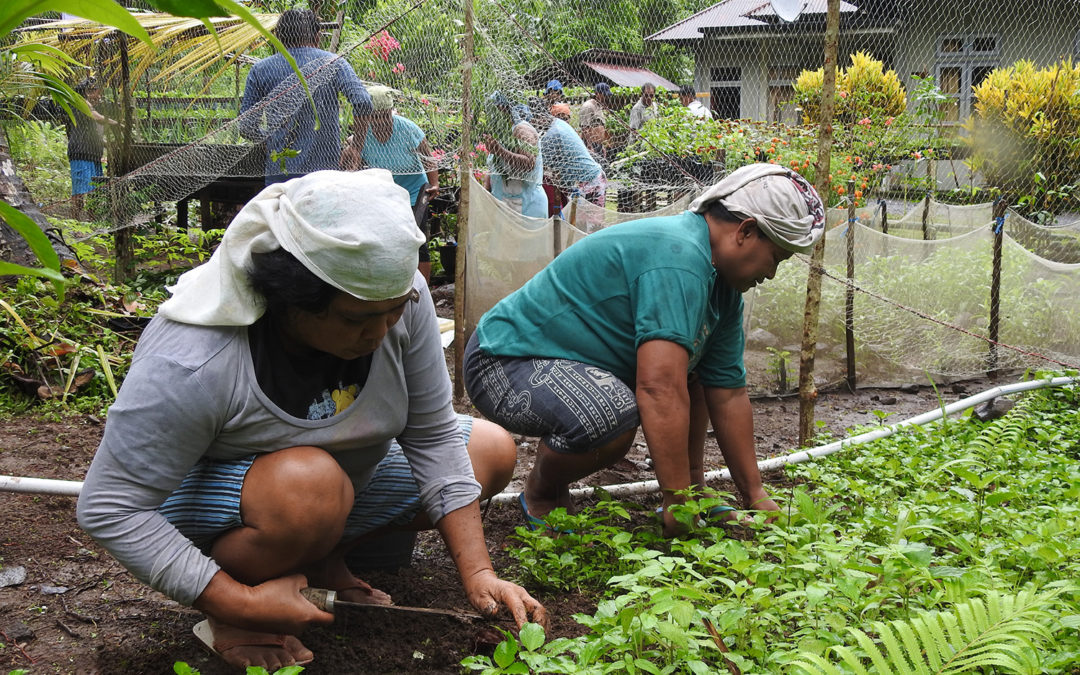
[464,569,547,629]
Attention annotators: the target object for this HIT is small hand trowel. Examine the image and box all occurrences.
[300,587,485,623]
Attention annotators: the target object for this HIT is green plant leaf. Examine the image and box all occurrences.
[519,622,545,651]
[1,0,151,45]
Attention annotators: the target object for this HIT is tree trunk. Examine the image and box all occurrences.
[0,126,77,269]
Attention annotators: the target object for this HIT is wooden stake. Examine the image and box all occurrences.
[988,197,1006,376]
[797,0,841,446]
[845,180,856,390]
[453,0,475,401]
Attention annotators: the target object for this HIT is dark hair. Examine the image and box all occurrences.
[706,200,747,226]
[641,82,656,93]
[276,9,320,48]
[248,248,339,316]
[679,84,695,98]
[74,78,99,95]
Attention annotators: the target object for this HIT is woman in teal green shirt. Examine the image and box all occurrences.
[464,164,825,536]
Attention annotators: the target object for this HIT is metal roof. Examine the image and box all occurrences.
[583,62,679,91]
[647,0,860,41]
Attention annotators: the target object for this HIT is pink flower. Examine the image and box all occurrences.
[839,91,848,98]
[475,142,488,153]
[420,97,430,105]
[884,116,894,126]
[858,117,872,126]
[391,62,405,74]
[912,151,923,159]
[431,148,446,161]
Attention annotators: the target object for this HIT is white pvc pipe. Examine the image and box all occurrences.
[0,475,83,496]
[2,376,1075,501]
[487,375,1079,505]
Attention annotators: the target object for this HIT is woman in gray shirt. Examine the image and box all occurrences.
[76,169,545,670]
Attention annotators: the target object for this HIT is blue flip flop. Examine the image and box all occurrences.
[518,492,549,532]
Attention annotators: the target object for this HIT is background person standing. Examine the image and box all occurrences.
[238,9,372,184]
[65,78,117,219]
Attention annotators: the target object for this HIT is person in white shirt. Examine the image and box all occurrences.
[628,83,658,130]
[679,84,711,120]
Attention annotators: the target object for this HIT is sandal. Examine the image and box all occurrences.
[192,619,313,669]
[517,492,573,534]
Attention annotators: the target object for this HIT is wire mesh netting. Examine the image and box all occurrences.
[13,0,1080,393]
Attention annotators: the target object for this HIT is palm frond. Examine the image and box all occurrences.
[787,588,1060,675]
[17,14,278,88]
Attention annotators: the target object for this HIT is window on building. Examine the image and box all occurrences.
[767,66,800,124]
[936,35,999,122]
[710,67,742,119]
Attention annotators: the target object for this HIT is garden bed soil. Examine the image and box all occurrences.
[0,299,1007,673]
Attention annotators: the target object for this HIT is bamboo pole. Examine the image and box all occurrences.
[988,197,1006,376]
[797,0,841,447]
[845,180,856,390]
[453,0,475,401]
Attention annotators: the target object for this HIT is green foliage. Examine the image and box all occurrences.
[480,382,1080,673]
[5,120,70,206]
[795,52,907,126]
[966,59,1080,218]
[788,588,1065,674]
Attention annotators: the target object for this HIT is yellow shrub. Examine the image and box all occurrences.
[967,59,1080,212]
[794,52,906,124]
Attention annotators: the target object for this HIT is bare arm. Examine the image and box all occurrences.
[417,138,440,197]
[482,132,535,175]
[437,501,547,628]
[636,339,694,535]
[703,386,778,513]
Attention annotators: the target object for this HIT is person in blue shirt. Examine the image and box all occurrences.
[463,164,826,537]
[238,9,372,184]
[533,107,606,229]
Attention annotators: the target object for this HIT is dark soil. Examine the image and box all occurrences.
[0,291,1006,673]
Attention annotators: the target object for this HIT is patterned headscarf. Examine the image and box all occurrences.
[689,163,825,253]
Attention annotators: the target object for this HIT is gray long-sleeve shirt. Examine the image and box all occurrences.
[76,277,479,606]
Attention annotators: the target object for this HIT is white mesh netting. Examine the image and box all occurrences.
[13,0,1080,396]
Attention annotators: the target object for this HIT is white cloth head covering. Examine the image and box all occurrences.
[158,169,424,326]
[689,163,825,253]
[368,85,394,112]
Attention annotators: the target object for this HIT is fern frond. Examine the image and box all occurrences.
[787,588,1060,674]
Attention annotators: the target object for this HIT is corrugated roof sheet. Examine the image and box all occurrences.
[583,62,679,91]
[647,0,859,41]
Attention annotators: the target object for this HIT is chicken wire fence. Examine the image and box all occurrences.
[15,0,1080,392]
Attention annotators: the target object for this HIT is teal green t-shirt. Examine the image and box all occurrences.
[361,115,427,205]
[475,211,746,388]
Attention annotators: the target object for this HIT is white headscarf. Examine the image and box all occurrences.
[158,169,425,326]
[689,163,825,253]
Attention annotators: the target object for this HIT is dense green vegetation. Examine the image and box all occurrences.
[465,379,1080,673]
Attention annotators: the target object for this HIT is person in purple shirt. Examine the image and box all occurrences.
[238,10,372,184]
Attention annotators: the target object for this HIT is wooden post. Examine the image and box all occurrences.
[797,0,841,447]
[453,0,475,401]
[845,180,856,390]
[113,33,135,284]
[920,160,932,240]
[879,199,888,235]
[568,194,578,230]
[552,213,563,258]
[328,5,347,53]
[988,197,1006,376]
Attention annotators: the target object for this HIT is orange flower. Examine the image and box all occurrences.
[854,190,863,199]
[836,185,846,195]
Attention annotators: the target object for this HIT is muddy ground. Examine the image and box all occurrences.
[0,293,1006,674]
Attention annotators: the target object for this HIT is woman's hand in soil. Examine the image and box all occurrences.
[465,569,547,629]
[196,571,333,636]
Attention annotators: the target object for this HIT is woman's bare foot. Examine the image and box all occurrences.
[200,617,313,670]
[305,554,393,605]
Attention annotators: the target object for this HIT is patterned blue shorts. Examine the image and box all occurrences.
[158,415,474,549]
[69,160,102,195]
[463,332,639,454]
